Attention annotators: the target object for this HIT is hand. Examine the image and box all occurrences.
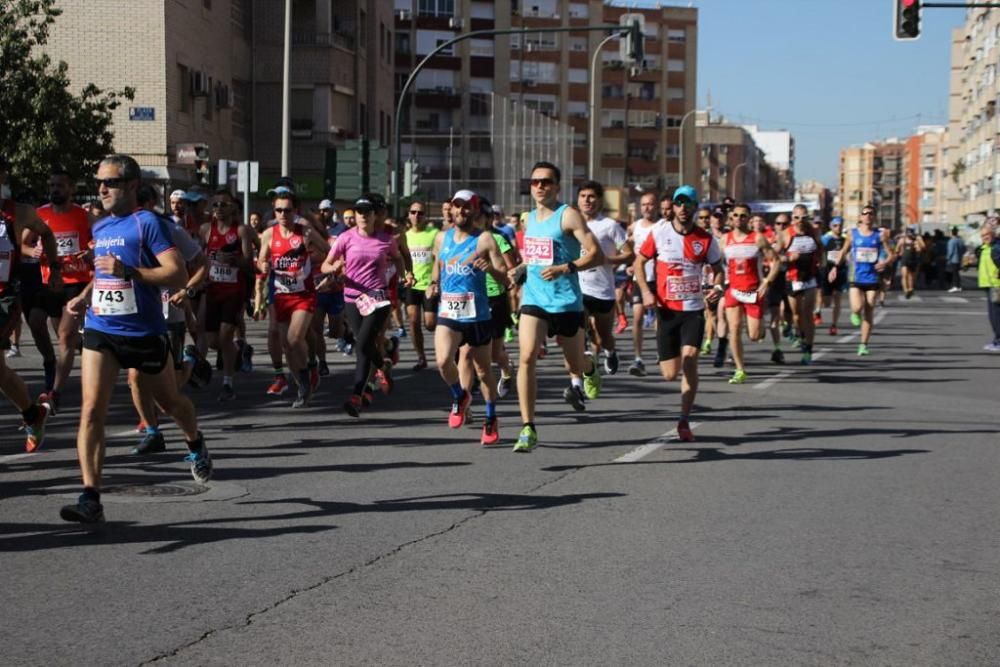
[757,283,769,299]
[827,267,837,283]
[253,297,268,320]
[426,283,439,299]
[705,286,723,306]
[540,264,568,281]
[65,294,87,316]
[625,265,635,276]
[169,290,188,307]
[402,272,415,288]
[472,256,490,272]
[875,261,886,272]
[94,254,123,277]
[27,245,43,260]
[641,290,656,309]
[507,264,526,285]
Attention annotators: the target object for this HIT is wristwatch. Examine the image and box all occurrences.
[567,261,579,273]
[185,287,198,299]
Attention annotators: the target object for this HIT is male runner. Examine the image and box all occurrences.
[818,217,847,335]
[510,162,604,452]
[60,154,210,525]
[635,185,723,442]
[627,191,663,376]
[427,191,508,445]
[404,200,439,370]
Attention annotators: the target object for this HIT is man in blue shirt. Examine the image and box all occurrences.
[946,226,966,292]
[60,154,212,525]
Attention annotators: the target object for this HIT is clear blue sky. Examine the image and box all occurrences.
[643,0,960,187]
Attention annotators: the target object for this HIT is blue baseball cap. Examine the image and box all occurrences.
[831,216,844,225]
[672,185,698,204]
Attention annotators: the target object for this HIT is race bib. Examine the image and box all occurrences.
[410,248,433,265]
[209,260,239,284]
[92,277,137,316]
[0,250,10,283]
[791,279,817,292]
[665,274,701,301]
[439,292,476,320]
[274,270,306,294]
[826,250,841,264]
[356,289,389,316]
[523,237,554,266]
[55,231,80,257]
[855,247,878,263]
[732,288,758,304]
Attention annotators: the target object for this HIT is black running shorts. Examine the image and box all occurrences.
[655,308,705,362]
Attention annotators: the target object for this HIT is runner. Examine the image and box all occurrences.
[256,191,329,408]
[510,162,604,452]
[199,189,254,401]
[720,203,778,383]
[778,205,822,364]
[627,191,663,376]
[819,216,847,335]
[404,200,439,370]
[323,193,410,417]
[896,225,925,299]
[315,199,348,375]
[34,169,94,412]
[829,207,895,356]
[634,185,723,442]
[60,154,210,525]
[577,180,630,377]
[426,191,508,445]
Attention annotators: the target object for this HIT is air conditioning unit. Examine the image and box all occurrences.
[190,70,210,97]
[397,9,411,20]
[448,16,463,29]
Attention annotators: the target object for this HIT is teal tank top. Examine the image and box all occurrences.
[438,228,490,323]
[521,203,583,313]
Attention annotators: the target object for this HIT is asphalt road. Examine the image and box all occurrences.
[2,285,998,666]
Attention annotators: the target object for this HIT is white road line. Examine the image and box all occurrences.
[835,309,887,344]
[753,371,790,390]
[897,294,923,302]
[614,422,701,463]
[939,296,969,303]
[0,452,38,465]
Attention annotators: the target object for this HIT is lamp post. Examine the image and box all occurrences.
[731,162,746,199]
[589,31,624,180]
[280,0,291,176]
[678,105,707,190]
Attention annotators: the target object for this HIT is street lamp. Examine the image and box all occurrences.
[731,162,746,199]
[678,106,708,190]
[589,31,625,180]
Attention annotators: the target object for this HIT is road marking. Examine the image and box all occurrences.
[614,422,701,463]
[0,452,37,465]
[835,310,887,344]
[753,371,790,390]
[897,294,923,302]
[939,296,969,303]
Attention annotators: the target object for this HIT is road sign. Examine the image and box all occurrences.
[237,161,259,193]
[619,13,645,67]
[128,107,155,121]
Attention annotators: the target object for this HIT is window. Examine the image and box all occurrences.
[396,32,411,55]
[568,68,587,84]
[418,0,455,17]
[667,29,685,43]
[667,59,685,72]
[525,31,558,50]
[569,2,588,18]
[232,79,250,142]
[436,38,453,55]
[570,36,587,52]
[470,39,493,57]
[178,64,191,113]
[666,87,684,100]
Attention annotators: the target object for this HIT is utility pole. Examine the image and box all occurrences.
[280,0,291,176]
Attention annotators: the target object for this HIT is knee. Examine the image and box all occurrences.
[79,402,106,427]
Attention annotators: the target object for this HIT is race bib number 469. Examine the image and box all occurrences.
[92,277,137,316]
[523,237,554,266]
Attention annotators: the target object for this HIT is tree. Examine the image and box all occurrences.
[0,0,134,196]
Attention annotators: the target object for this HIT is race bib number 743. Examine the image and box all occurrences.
[91,277,137,316]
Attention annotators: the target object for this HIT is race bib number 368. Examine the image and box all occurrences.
[92,277,137,316]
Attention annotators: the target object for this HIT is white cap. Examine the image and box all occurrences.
[451,189,479,206]
[169,189,186,200]
[318,199,334,210]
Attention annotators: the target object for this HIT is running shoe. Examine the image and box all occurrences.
[504,328,514,343]
[217,384,236,402]
[240,341,254,372]
[449,390,472,429]
[343,342,354,356]
[60,494,105,524]
[266,375,289,396]
[984,342,1000,352]
[497,374,513,398]
[388,336,401,366]
[309,366,320,392]
[728,369,748,384]
[378,361,394,394]
[583,363,602,400]
[344,394,363,417]
[334,337,347,353]
[292,391,310,409]
[361,385,375,406]
[513,424,538,453]
[395,327,407,339]
[857,344,870,356]
[604,349,619,375]
[770,348,785,364]
[5,344,21,359]
[318,359,331,377]
[614,315,627,334]
[563,385,587,412]
[37,390,58,417]
[676,419,695,442]
[850,312,862,327]
[23,403,49,453]
[480,418,501,446]
[801,351,813,365]
[412,357,428,372]
[628,358,646,377]
[643,310,655,328]
[829,326,838,336]
[782,323,793,339]
[813,312,822,325]
[713,347,727,368]
[185,445,213,484]
[132,430,166,455]
[700,339,712,355]
[136,421,147,433]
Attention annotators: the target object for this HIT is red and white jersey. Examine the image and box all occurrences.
[631,219,663,282]
[639,223,721,312]
[784,231,819,285]
[270,224,314,295]
[205,222,244,291]
[724,230,763,293]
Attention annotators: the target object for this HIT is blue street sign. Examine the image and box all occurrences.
[129,107,155,121]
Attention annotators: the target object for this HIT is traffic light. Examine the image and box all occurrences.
[626,20,644,65]
[894,0,921,41]
[193,143,210,185]
[403,159,420,197]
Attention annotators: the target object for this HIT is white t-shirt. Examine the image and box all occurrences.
[164,219,205,323]
[579,216,626,301]
[632,219,663,282]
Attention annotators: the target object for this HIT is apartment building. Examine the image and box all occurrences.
[902,125,951,228]
[947,9,1000,223]
[694,112,765,202]
[742,126,795,199]
[838,140,905,230]
[393,0,698,209]
[40,0,392,202]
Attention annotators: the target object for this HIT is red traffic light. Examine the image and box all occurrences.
[895,0,921,41]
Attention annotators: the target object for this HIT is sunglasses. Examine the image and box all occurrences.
[95,177,132,189]
[530,178,556,187]
[673,198,696,207]
[792,215,807,220]
[862,211,875,216]
[273,207,294,214]
[775,222,788,226]
[731,213,749,219]
[211,201,231,209]
[409,210,425,216]
[354,205,374,214]
[696,215,711,220]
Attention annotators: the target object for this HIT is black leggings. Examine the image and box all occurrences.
[987,291,1000,345]
[344,302,391,395]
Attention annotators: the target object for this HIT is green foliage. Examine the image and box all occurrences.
[0,0,134,195]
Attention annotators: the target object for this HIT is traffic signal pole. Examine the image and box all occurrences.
[392,23,631,217]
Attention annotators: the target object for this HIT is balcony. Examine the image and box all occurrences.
[291,29,354,51]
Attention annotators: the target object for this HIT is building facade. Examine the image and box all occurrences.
[742,126,795,199]
[40,0,392,204]
[694,112,765,203]
[902,125,951,229]
[838,140,905,231]
[393,0,698,209]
